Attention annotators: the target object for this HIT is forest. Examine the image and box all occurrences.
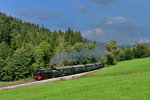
[0,12,99,81]
[0,12,150,81]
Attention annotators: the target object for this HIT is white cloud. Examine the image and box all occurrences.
[94,28,103,34]
[139,38,150,43]
[82,30,92,36]
[113,17,127,22]
[107,21,113,24]
[93,15,128,24]
[83,28,103,36]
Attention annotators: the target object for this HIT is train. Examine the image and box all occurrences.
[33,62,105,80]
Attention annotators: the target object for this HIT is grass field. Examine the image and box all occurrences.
[93,57,150,75]
[0,57,150,100]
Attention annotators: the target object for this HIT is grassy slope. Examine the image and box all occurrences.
[93,57,150,75]
[0,57,150,100]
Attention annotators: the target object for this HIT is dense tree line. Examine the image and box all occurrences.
[105,40,150,65]
[0,12,96,81]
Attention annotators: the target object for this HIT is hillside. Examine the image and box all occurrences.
[0,57,150,100]
[93,57,150,75]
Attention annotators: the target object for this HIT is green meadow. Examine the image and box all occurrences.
[93,57,150,75]
[0,57,150,100]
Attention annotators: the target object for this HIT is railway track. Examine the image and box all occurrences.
[0,68,105,91]
[0,80,34,88]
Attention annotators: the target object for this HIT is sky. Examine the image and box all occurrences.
[0,0,150,44]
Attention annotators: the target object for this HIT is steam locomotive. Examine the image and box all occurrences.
[33,62,105,80]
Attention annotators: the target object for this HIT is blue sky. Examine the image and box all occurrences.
[0,0,150,44]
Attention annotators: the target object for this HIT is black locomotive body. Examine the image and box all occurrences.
[33,62,105,80]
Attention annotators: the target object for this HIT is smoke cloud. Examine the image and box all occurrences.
[50,42,105,67]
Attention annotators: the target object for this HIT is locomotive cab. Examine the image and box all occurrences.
[33,69,52,80]
[33,69,44,80]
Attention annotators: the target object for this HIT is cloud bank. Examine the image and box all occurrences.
[89,0,121,6]
[34,7,61,21]
[14,7,61,22]
[75,2,87,13]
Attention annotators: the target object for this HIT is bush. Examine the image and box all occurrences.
[105,52,117,65]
